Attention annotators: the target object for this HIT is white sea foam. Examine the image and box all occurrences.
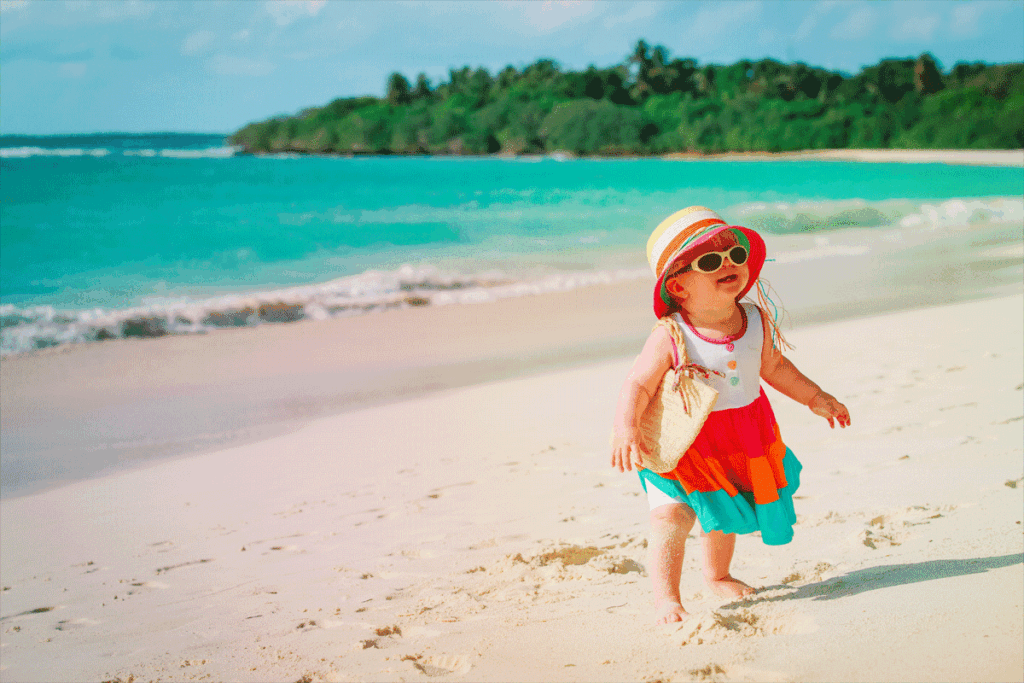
[157,146,239,158]
[896,197,1024,230]
[0,265,654,355]
[1,145,238,159]
[1,146,111,158]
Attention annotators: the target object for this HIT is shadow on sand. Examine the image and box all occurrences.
[730,552,1023,606]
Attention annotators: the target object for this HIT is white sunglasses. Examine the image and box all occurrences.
[678,245,749,274]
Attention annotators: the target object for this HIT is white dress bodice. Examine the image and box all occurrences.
[671,303,763,411]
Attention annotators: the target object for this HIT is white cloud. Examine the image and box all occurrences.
[63,0,157,21]
[895,13,940,41]
[265,0,326,27]
[950,3,982,38]
[208,54,275,77]
[181,30,216,56]
[793,0,838,41]
[602,1,662,30]
[947,0,1009,39]
[0,0,29,12]
[233,29,251,41]
[675,1,764,49]
[830,5,876,40]
[513,0,601,34]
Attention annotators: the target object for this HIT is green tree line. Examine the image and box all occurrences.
[229,41,1023,156]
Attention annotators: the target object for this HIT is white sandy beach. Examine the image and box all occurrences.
[667,149,1024,167]
[1,288,1022,682]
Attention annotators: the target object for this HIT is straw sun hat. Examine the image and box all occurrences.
[646,206,766,318]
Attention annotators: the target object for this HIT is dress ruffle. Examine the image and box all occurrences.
[638,388,801,546]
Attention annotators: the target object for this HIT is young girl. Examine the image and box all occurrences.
[611,206,851,624]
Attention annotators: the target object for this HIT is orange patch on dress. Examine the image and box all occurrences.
[669,448,739,496]
[765,424,789,486]
[748,457,781,505]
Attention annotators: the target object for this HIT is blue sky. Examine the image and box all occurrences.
[1,0,1022,135]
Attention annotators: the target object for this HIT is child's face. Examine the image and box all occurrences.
[664,234,749,313]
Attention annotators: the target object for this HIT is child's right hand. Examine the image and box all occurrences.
[611,426,647,473]
[808,390,852,429]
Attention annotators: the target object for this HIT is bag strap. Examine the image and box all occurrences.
[653,315,688,371]
[653,315,693,412]
[654,315,724,416]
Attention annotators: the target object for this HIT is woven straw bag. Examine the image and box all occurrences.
[638,316,720,474]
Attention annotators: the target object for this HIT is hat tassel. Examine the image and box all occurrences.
[755,279,793,352]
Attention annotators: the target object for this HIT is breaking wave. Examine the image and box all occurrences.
[0,265,651,355]
[730,196,1023,233]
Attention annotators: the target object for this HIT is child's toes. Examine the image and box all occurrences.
[655,601,688,624]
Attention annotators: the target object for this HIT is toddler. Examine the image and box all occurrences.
[611,206,850,624]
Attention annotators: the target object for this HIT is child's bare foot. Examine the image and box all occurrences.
[655,600,688,624]
[706,574,756,599]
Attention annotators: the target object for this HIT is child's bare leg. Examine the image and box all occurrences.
[701,530,756,599]
[648,503,697,624]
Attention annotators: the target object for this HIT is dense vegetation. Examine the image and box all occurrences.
[230,41,1023,156]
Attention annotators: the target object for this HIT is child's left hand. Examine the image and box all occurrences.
[808,390,851,429]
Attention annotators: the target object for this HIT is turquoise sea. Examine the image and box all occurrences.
[2,133,1023,355]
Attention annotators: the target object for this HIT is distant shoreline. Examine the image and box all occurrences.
[243,148,1024,168]
[3,133,1020,168]
[663,148,1024,167]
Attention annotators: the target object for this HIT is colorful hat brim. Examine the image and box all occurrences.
[652,226,766,318]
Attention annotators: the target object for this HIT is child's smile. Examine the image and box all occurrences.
[716,272,740,285]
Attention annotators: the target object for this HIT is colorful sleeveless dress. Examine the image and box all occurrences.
[638,303,802,546]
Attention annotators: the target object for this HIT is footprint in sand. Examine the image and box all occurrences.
[425,481,476,501]
[122,580,170,597]
[54,617,100,631]
[460,541,645,606]
[402,654,472,677]
[796,510,845,527]
[155,559,213,575]
[671,611,757,646]
[515,541,644,576]
[688,663,727,681]
[356,624,403,650]
[1,606,57,622]
[855,505,957,550]
[781,562,835,586]
[670,607,814,646]
[466,534,527,551]
[859,516,904,549]
[267,545,302,554]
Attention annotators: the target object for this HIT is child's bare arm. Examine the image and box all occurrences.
[758,309,851,429]
[611,327,675,472]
